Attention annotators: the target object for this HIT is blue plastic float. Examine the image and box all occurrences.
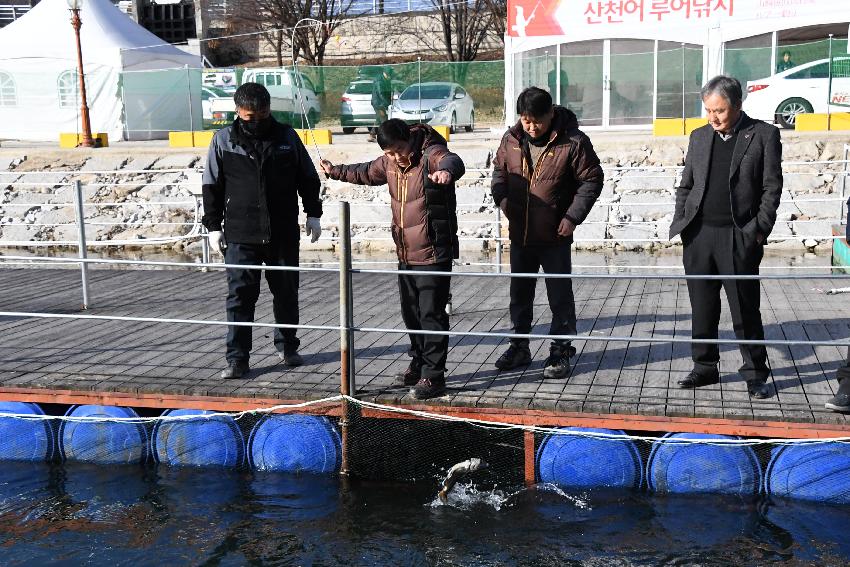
[0,401,54,461]
[59,405,148,464]
[248,415,341,474]
[647,433,762,496]
[765,442,850,504]
[152,409,245,468]
[536,427,644,489]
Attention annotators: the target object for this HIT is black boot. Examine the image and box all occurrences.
[413,377,446,399]
[543,344,574,379]
[395,360,422,387]
[221,361,249,379]
[495,343,532,371]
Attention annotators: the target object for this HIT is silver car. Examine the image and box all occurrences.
[340,79,405,134]
[389,82,475,133]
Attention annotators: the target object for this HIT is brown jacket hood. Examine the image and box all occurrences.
[410,123,449,153]
[506,106,579,142]
[491,105,603,246]
[327,124,465,265]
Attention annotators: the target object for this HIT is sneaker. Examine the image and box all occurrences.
[395,361,422,386]
[495,344,532,371]
[826,379,850,412]
[413,378,446,400]
[543,349,571,379]
[278,351,303,367]
[221,361,249,379]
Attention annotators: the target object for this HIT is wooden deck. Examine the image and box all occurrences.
[1,265,849,437]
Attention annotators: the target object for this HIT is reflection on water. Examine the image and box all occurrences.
[0,461,849,565]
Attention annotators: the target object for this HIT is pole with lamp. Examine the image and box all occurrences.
[67,0,94,148]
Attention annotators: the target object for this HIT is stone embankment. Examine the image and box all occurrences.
[0,131,846,256]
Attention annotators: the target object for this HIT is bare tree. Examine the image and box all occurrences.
[233,0,358,67]
[482,0,506,44]
[431,0,495,63]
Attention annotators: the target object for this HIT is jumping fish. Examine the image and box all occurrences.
[438,457,488,503]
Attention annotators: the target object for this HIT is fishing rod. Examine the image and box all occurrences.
[290,17,327,164]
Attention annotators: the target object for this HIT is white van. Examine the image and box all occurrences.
[209,68,322,127]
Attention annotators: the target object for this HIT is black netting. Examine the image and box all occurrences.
[347,407,523,487]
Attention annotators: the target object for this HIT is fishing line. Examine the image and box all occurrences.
[291,18,327,165]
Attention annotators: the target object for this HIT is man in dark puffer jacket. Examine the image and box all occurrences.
[202,83,322,379]
[321,119,465,399]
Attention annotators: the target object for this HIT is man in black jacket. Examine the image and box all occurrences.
[202,83,323,379]
[670,75,782,399]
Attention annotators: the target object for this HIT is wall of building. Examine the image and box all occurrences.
[256,13,503,63]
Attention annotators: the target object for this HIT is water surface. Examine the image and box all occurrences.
[1,461,848,566]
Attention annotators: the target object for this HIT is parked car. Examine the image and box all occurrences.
[209,68,322,127]
[340,79,405,134]
[389,82,475,133]
[743,56,850,128]
[201,86,232,123]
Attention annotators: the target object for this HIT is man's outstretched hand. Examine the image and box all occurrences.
[428,170,452,185]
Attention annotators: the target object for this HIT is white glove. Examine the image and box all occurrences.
[305,217,322,243]
[208,230,225,255]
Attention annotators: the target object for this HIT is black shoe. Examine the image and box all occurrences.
[543,348,571,379]
[677,369,720,388]
[747,381,771,399]
[278,351,303,367]
[495,344,532,371]
[413,378,446,400]
[221,361,249,379]
[395,361,422,386]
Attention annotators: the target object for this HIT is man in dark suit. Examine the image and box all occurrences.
[669,75,782,399]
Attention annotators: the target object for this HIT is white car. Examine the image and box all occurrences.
[201,86,232,122]
[209,69,322,127]
[389,82,475,133]
[743,56,850,129]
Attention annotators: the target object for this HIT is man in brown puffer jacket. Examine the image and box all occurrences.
[321,119,465,399]
[491,87,603,378]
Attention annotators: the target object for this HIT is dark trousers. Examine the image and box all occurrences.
[682,222,768,383]
[398,262,452,381]
[836,347,850,386]
[509,240,576,350]
[225,242,299,364]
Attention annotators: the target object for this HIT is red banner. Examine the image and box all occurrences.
[507,0,562,37]
[507,0,738,37]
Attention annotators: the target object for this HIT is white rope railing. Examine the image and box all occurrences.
[0,394,847,445]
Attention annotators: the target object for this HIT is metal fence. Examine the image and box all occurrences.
[1,150,848,276]
[0,149,848,312]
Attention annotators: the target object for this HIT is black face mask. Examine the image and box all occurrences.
[240,116,273,138]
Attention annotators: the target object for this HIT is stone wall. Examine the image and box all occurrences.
[0,132,846,256]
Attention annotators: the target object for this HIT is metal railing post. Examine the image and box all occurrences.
[201,228,211,271]
[495,206,503,273]
[841,144,849,226]
[338,201,355,476]
[72,180,90,309]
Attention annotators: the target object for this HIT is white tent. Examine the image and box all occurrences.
[0,0,202,141]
